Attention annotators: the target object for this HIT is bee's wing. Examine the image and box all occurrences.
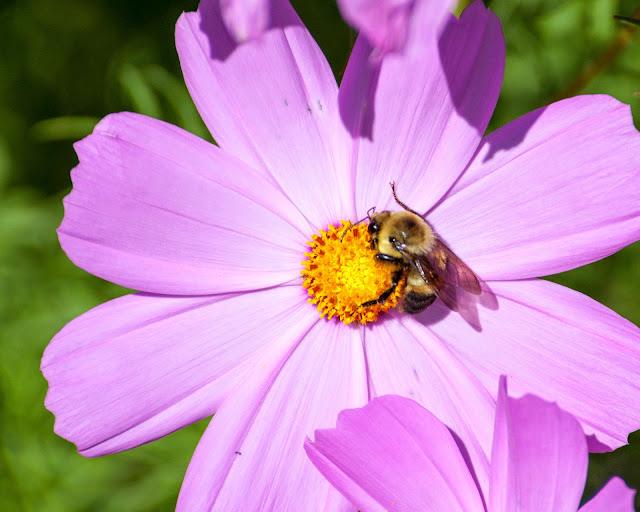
[425,239,482,295]
[393,239,480,312]
[432,275,460,311]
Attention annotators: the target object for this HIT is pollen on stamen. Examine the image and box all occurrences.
[301,221,404,325]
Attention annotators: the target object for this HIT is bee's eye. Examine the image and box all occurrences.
[368,222,377,234]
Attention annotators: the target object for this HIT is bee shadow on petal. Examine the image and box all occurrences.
[411,278,499,333]
[454,280,499,332]
[338,38,380,140]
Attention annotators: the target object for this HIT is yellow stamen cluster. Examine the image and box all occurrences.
[301,221,404,325]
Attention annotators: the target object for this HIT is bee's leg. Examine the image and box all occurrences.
[375,253,398,262]
[358,269,404,309]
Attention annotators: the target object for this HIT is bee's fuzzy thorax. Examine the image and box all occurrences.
[373,210,435,257]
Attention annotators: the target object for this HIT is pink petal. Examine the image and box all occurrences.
[305,395,485,512]
[177,320,367,511]
[579,477,636,512]
[59,112,309,295]
[339,1,504,215]
[176,0,354,228]
[365,314,496,496]
[337,0,455,58]
[422,278,640,451]
[338,0,414,57]
[429,95,640,281]
[42,285,314,456]
[489,377,588,512]
[220,0,270,42]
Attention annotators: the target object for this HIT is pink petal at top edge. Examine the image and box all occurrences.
[176,0,355,229]
[365,314,496,497]
[340,1,504,217]
[177,320,367,512]
[489,376,588,512]
[339,0,413,57]
[578,477,636,512]
[220,0,270,42]
[59,112,309,296]
[306,395,485,512]
[421,278,640,452]
[337,0,455,58]
[41,285,311,456]
[429,94,640,281]
[403,0,457,58]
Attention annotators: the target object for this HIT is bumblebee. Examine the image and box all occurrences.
[358,183,481,314]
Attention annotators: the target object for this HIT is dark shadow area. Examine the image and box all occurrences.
[453,279,499,332]
[438,3,495,135]
[412,300,451,326]
[409,275,499,333]
[337,36,380,140]
[3,0,187,196]
[437,1,543,162]
[198,0,238,61]
[479,102,546,162]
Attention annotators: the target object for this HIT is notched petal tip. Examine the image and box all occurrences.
[58,111,308,295]
[432,94,640,281]
[42,287,311,458]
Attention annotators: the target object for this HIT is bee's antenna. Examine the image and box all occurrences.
[390,182,422,217]
[340,207,376,242]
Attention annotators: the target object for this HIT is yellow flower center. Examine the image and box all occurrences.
[301,221,405,325]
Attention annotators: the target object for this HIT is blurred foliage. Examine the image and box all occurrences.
[0,0,639,510]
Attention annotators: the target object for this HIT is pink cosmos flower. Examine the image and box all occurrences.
[42,0,640,509]
[305,377,637,512]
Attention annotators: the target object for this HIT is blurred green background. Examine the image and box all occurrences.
[1,0,639,510]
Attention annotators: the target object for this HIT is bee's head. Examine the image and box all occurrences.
[368,210,392,250]
[367,218,378,236]
[340,206,378,243]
